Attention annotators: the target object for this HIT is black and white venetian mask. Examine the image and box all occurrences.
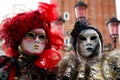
[76,29,102,58]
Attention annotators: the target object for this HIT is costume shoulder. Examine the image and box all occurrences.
[0,56,11,68]
[57,53,77,80]
[102,49,120,79]
[0,56,15,80]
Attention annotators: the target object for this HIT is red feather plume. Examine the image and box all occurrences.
[0,2,63,57]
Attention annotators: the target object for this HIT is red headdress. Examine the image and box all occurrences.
[0,2,64,58]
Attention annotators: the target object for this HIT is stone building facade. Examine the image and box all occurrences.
[51,0,119,54]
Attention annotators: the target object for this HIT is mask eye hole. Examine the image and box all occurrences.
[26,32,35,38]
[91,36,97,40]
[79,36,86,41]
[39,35,46,40]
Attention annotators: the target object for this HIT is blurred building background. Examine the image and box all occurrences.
[51,0,119,55]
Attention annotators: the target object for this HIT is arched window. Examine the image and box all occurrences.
[64,12,70,20]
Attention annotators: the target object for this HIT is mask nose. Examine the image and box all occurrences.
[34,37,40,44]
[86,38,92,46]
[87,43,92,46]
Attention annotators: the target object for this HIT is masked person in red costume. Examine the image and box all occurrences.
[0,2,63,80]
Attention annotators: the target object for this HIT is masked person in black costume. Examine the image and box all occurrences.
[57,19,120,80]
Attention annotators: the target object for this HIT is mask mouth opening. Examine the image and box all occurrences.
[86,47,93,51]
